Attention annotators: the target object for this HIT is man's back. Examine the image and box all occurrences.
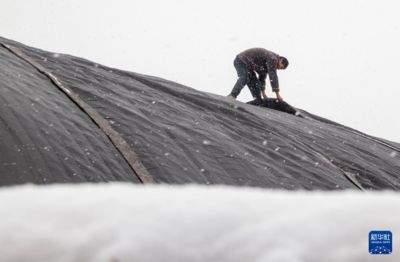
[237,48,279,71]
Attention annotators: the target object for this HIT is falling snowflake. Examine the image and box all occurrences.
[202,140,211,145]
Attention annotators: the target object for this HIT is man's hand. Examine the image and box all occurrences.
[275,92,283,101]
[227,95,236,102]
[261,90,268,100]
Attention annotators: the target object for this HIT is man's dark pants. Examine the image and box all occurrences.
[230,57,263,105]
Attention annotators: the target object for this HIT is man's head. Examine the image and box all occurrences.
[277,56,289,70]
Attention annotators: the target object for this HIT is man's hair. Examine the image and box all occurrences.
[279,56,289,69]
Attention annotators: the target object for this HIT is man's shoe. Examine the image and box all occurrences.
[227,95,236,102]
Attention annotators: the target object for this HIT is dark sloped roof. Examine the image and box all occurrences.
[1,36,399,189]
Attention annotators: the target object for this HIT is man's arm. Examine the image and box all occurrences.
[257,69,268,100]
[258,70,267,90]
[266,63,279,92]
[266,60,282,100]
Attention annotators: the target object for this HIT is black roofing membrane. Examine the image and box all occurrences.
[1,36,399,189]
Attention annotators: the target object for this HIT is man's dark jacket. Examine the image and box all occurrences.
[237,48,280,92]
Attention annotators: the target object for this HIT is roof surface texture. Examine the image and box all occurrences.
[1,37,399,189]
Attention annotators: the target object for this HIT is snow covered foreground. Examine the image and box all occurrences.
[0,184,399,262]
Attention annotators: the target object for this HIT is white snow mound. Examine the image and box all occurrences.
[0,183,399,262]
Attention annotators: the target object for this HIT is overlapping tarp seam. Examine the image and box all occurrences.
[0,42,154,184]
[313,150,364,190]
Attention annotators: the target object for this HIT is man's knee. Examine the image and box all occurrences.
[237,75,249,86]
[248,84,262,100]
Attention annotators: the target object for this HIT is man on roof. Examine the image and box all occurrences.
[227,48,289,105]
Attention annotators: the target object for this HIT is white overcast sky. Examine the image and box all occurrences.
[1,0,400,142]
